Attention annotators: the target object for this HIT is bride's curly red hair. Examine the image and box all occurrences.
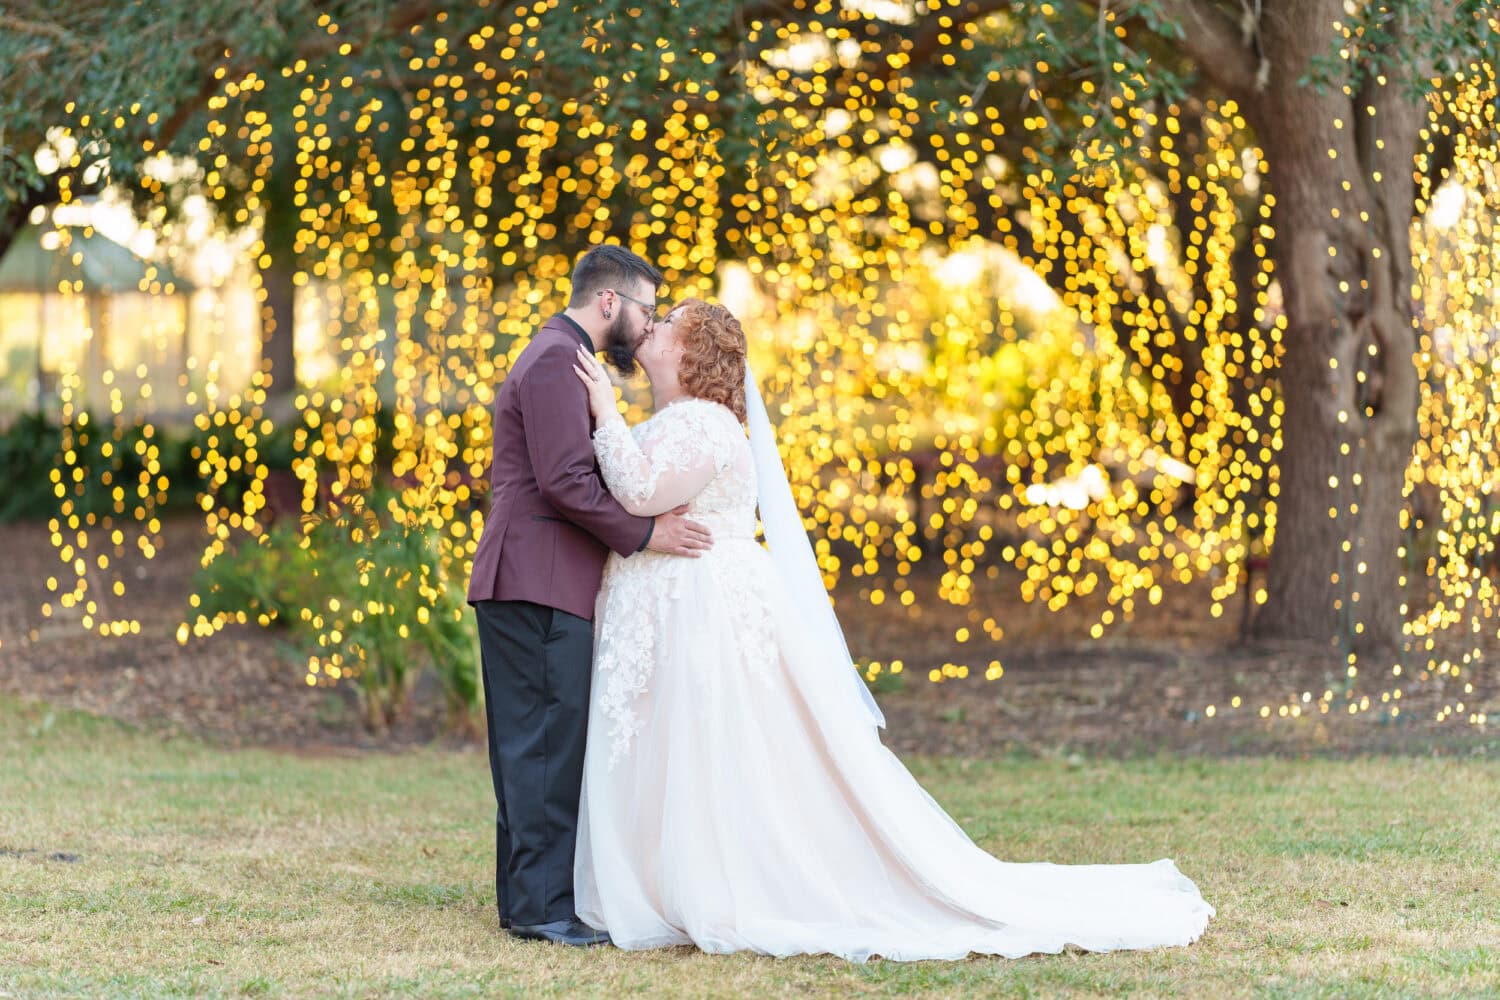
[673,298,747,422]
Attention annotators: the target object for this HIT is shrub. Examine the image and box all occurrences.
[190,486,480,735]
[0,412,63,521]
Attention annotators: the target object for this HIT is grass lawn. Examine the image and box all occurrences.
[3,695,1498,999]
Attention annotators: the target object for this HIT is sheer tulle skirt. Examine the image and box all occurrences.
[574,541,1213,961]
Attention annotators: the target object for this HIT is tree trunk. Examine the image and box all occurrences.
[258,164,299,407]
[1247,3,1425,658]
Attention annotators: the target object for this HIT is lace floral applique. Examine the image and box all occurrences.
[592,400,734,513]
[590,399,756,768]
[593,561,661,768]
[711,556,777,688]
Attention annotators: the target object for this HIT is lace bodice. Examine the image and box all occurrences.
[591,397,757,539]
[588,397,768,768]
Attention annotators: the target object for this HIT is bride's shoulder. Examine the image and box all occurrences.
[664,396,737,422]
[687,398,747,433]
[651,398,744,447]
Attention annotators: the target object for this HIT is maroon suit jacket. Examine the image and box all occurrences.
[466,316,652,620]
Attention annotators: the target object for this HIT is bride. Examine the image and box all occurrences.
[568,298,1213,961]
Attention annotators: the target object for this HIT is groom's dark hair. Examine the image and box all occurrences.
[567,244,663,306]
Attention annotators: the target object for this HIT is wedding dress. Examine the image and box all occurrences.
[573,393,1213,962]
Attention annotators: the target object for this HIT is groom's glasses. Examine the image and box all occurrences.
[601,288,660,323]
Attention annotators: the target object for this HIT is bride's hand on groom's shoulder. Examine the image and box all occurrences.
[573,347,622,425]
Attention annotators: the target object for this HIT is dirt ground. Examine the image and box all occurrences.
[1,516,1494,759]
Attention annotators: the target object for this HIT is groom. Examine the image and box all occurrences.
[467,245,712,947]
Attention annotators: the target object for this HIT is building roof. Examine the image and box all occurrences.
[0,224,194,295]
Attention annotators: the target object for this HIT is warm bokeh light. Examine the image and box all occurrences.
[20,4,1495,727]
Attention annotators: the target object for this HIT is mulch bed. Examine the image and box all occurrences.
[1,517,1494,758]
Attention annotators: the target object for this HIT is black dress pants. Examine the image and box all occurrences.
[473,599,593,926]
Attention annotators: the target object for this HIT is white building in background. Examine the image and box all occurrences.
[0,192,344,425]
[2,223,206,418]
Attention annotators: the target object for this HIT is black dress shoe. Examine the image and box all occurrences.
[499,915,511,930]
[507,918,611,947]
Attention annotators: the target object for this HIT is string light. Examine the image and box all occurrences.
[27,6,1494,725]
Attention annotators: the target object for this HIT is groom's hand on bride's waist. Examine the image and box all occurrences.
[647,504,713,557]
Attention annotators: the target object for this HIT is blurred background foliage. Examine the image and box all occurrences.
[1,1,1496,733]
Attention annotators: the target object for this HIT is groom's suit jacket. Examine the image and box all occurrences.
[466,315,653,620]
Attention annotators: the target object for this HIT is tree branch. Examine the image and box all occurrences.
[899,0,1011,77]
[1074,0,1264,99]
[152,1,438,156]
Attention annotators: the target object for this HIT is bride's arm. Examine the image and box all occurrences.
[572,345,721,518]
[591,414,718,518]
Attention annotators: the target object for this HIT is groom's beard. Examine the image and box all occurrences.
[602,313,639,376]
